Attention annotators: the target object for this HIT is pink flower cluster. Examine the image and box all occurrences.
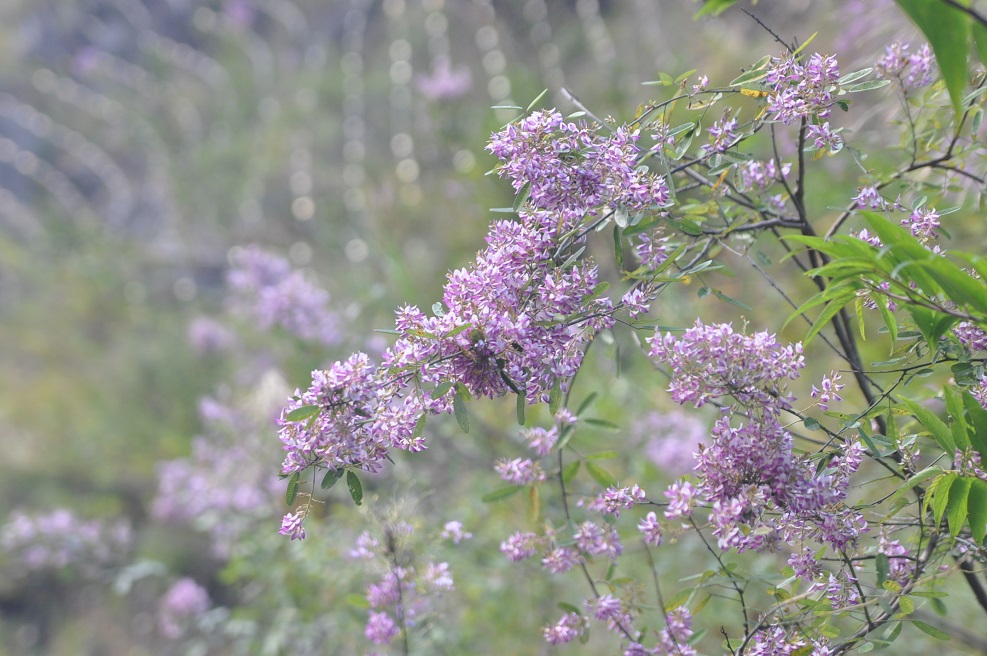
[764,52,840,124]
[648,319,805,410]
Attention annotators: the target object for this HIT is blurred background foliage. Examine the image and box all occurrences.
[1,0,972,654]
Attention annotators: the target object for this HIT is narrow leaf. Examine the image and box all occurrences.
[549,377,563,414]
[285,405,320,422]
[482,485,525,503]
[454,392,470,433]
[562,459,581,484]
[285,472,300,506]
[346,470,363,506]
[895,0,970,112]
[912,620,951,641]
[516,392,526,426]
[586,461,617,488]
[320,469,343,490]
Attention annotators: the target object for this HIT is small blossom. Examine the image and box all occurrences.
[500,531,538,561]
[440,521,472,544]
[494,457,546,486]
[591,484,646,516]
[637,511,663,546]
[542,612,587,645]
[365,611,400,645]
[521,426,558,457]
[278,512,306,540]
[664,480,698,519]
[542,546,582,574]
[810,371,845,411]
[158,578,211,639]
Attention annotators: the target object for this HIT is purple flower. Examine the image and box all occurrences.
[810,371,845,411]
[365,611,400,645]
[439,521,472,544]
[635,409,706,476]
[158,578,210,639]
[542,546,582,574]
[702,115,739,154]
[590,484,646,516]
[806,121,843,152]
[278,512,306,540]
[415,57,472,101]
[764,52,839,124]
[521,426,558,456]
[542,612,587,645]
[663,480,697,519]
[494,457,546,486]
[637,511,663,546]
[648,320,805,410]
[875,42,937,89]
[500,531,538,561]
[903,206,940,242]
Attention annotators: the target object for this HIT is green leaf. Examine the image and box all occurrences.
[285,405,320,422]
[583,417,621,431]
[975,19,987,73]
[513,181,531,212]
[968,479,987,543]
[804,417,821,431]
[320,469,343,490]
[931,473,957,525]
[876,553,890,587]
[912,620,951,641]
[898,595,915,616]
[838,67,875,84]
[943,386,971,451]
[346,470,363,506]
[805,287,859,346]
[285,471,300,506]
[431,381,454,399]
[729,68,770,87]
[346,593,370,609]
[712,289,752,311]
[895,0,970,112]
[577,392,598,415]
[482,485,524,503]
[526,88,549,112]
[946,475,972,537]
[549,377,562,414]
[693,0,738,18]
[962,391,987,456]
[901,397,955,453]
[454,392,470,433]
[844,79,892,92]
[516,392,526,426]
[585,461,617,488]
[562,459,581,484]
[613,225,624,271]
[585,450,619,460]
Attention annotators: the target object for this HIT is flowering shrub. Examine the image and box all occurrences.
[267,3,987,654]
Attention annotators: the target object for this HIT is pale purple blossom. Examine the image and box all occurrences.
[648,319,805,410]
[279,512,306,540]
[590,484,646,516]
[542,546,582,574]
[663,480,698,519]
[903,206,940,242]
[806,121,843,152]
[439,521,472,544]
[542,611,587,645]
[875,42,937,89]
[500,531,538,561]
[811,371,845,411]
[637,511,663,546]
[158,578,211,639]
[365,611,400,645]
[494,457,545,486]
[522,426,558,457]
[415,57,471,101]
